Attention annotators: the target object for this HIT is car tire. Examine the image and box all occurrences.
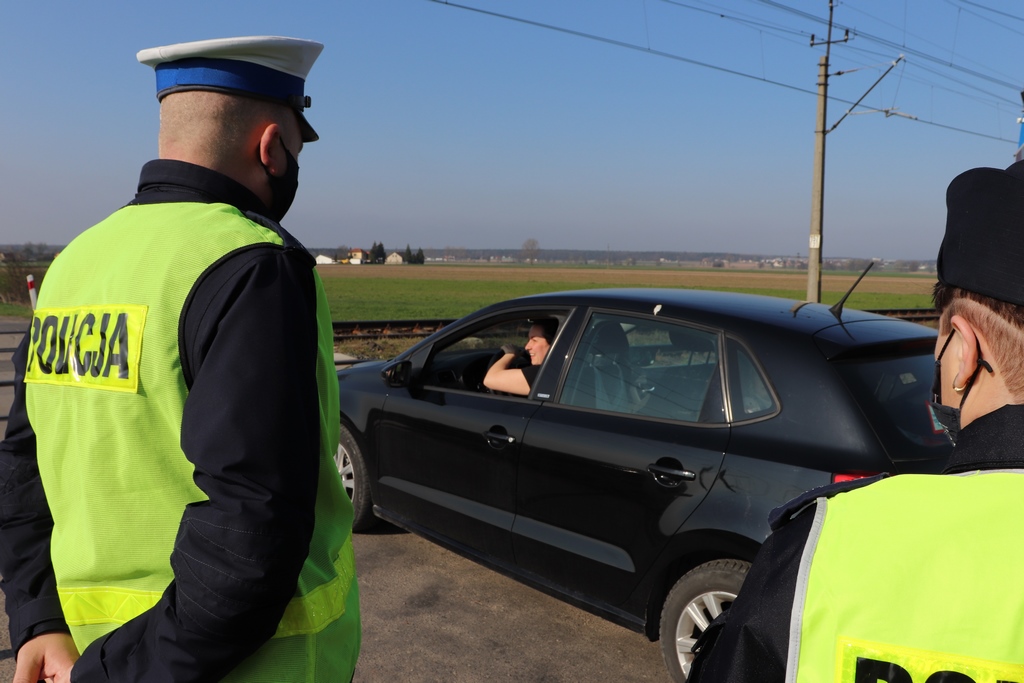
[659,559,750,682]
[336,423,377,532]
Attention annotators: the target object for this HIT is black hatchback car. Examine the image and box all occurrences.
[335,288,950,681]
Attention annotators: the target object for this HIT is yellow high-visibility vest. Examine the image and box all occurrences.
[26,201,360,681]
[793,472,1024,683]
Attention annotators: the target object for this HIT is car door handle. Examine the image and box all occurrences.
[647,463,696,486]
[484,430,516,446]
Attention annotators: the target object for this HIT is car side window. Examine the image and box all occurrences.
[559,313,725,423]
[424,319,537,392]
[725,337,777,420]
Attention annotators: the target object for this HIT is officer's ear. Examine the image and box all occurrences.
[258,123,286,177]
[949,313,999,389]
[949,315,978,389]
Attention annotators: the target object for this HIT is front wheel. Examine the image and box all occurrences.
[336,423,377,532]
[659,559,750,682]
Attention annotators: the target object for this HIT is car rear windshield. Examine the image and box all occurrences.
[831,352,952,465]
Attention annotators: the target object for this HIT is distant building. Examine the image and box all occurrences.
[385,252,404,265]
[349,248,369,265]
[314,254,335,265]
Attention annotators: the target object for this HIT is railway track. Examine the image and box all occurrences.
[866,308,939,323]
[332,318,455,340]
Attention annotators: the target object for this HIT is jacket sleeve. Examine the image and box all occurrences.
[71,245,324,683]
[688,508,815,683]
[0,326,72,652]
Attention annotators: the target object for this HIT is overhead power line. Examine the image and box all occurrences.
[665,0,1020,111]
[945,0,1024,36]
[952,0,1024,24]
[663,0,1020,109]
[747,0,1021,90]
[835,1,1021,83]
[426,0,1014,144]
[427,0,816,98]
[659,0,812,41]
[659,0,1021,107]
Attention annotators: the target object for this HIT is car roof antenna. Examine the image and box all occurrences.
[829,261,874,321]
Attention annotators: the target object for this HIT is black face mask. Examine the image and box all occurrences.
[261,142,300,222]
[929,330,993,445]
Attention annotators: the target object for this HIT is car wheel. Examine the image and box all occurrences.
[336,423,377,532]
[659,559,750,682]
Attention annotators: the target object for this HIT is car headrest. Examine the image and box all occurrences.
[590,321,629,359]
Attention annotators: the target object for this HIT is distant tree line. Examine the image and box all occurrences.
[424,247,791,264]
[327,242,425,264]
[369,242,386,263]
[403,244,425,264]
[823,258,926,273]
[306,246,937,270]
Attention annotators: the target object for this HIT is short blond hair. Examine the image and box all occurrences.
[934,282,1024,398]
[159,90,293,162]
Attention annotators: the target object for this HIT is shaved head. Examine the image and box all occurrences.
[158,91,298,168]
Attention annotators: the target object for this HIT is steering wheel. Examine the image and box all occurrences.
[487,348,508,369]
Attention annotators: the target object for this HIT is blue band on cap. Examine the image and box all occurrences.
[155,57,304,105]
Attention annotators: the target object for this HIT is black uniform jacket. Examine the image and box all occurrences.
[0,160,325,682]
[688,404,1024,683]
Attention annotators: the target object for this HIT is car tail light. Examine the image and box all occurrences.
[832,472,879,484]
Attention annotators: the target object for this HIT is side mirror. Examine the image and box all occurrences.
[382,360,412,388]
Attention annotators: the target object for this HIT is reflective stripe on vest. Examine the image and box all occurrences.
[58,535,355,638]
[789,472,1024,683]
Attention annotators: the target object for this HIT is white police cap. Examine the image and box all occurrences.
[137,36,324,142]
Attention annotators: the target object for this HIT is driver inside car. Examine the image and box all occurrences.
[483,318,558,396]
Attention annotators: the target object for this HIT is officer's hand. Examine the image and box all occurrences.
[501,344,524,356]
[13,632,79,683]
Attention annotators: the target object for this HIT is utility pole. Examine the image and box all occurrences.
[807,53,828,302]
[806,2,902,303]
[806,1,841,303]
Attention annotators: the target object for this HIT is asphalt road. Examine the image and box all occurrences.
[0,317,670,682]
[351,523,669,682]
[0,523,670,681]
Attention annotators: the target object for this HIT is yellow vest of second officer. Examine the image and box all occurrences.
[793,472,1024,683]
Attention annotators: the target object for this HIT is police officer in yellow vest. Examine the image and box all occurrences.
[689,161,1024,683]
[0,37,360,682]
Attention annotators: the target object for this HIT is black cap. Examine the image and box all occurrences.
[937,160,1024,305]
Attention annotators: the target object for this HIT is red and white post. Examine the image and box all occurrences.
[26,274,37,310]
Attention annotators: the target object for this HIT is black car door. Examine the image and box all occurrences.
[512,311,730,605]
[376,312,567,563]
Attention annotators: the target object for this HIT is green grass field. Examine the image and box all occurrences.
[319,269,935,321]
[1,265,937,323]
[0,303,32,319]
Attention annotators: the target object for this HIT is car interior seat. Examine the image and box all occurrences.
[572,321,634,413]
[636,328,722,422]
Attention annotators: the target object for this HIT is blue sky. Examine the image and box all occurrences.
[3,1,1022,259]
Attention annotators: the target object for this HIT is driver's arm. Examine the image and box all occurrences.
[483,353,531,396]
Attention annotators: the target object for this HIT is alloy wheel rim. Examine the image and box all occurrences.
[674,589,736,676]
[335,443,355,498]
